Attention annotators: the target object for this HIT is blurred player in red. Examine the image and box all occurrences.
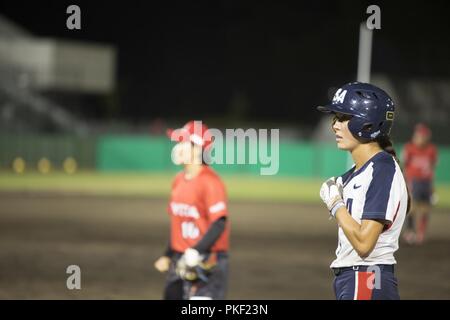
[402,123,438,245]
[154,120,230,299]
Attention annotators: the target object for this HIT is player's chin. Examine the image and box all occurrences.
[336,140,351,150]
[335,139,344,149]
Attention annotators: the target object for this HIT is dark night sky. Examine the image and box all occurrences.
[1,0,449,125]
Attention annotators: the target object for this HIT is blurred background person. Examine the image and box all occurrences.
[402,123,438,245]
[154,121,230,300]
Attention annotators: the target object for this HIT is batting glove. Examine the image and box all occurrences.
[320,177,345,218]
[182,248,202,268]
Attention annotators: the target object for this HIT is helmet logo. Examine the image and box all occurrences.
[370,130,381,139]
[332,89,347,104]
[386,111,394,120]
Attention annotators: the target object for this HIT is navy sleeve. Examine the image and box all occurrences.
[164,241,174,258]
[362,158,396,221]
[164,228,174,257]
[193,217,227,254]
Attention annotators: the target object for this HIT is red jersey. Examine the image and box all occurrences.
[403,142,438,182]
[168,165,229,253]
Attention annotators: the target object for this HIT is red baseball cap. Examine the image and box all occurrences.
[166,120,213,148]
[414,123,431,138]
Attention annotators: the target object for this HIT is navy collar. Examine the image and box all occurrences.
[343,151,389,187]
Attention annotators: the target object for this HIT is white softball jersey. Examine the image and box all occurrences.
[330,151,408,268]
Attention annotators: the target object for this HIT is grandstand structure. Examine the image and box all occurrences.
[0,14,116,135]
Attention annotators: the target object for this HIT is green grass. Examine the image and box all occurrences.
[1,171,450,208]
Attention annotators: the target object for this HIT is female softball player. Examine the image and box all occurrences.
[317,82,410,300]
[402,123,438,245]
[154,120,230,300]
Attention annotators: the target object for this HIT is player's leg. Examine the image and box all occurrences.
[333,267,399,300]
[341,266,399,300]
[370,267,400,300]
[415,180,433,244]
[403,180,420,244]
[333,270,356,300]
[416,203,431,244]
[163,279,183,300]
[163,258,184,300]
[353,271,378,300]
[403,210,416,244]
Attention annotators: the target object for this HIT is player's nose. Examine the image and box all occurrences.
[332,119,340,132]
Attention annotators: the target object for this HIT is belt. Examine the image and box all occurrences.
[332,264,395,276]
[172,251,228,260]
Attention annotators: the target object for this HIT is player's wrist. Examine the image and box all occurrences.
[330,200,345,218]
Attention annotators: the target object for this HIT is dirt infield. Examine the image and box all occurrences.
[0,192,449,299]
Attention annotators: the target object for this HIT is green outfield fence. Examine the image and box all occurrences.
[97,136,350,177]
[1,134,450,182]
[0,134,97,170]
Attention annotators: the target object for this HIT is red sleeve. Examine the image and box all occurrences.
[203,176,228,222]
[431,145,438,167]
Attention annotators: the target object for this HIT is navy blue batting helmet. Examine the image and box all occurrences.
[317,82,395,140]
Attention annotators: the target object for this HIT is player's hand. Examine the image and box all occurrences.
[182,248,201,268]
[320,177,345,218]
[154,256,171,273]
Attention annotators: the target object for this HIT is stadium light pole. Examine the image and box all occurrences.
[347,22,374,169]
[357,22,373,83]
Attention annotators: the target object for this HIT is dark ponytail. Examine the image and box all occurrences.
[376,135,411,214]
[376,135,400,165]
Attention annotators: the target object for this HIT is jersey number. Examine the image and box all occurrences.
[346,198,353,215]
[181,222,200,239]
